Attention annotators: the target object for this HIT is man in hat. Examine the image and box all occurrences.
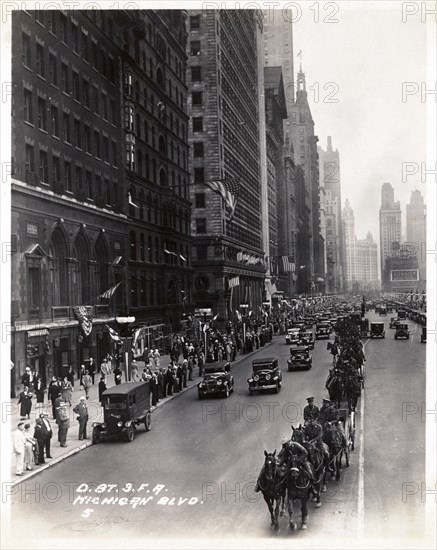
[303,397,320,423]
[34,413,53,463]
[73,396,89,440]
[48,377,62,419]
[21,367,33,389]
[319,398,338,426]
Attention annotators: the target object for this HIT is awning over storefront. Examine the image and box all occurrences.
[27,329,49,338]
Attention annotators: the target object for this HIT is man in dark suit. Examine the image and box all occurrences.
[88,358,96,384]
[48,378,62,419]
[73,396,89,440]
[35,413,53,461]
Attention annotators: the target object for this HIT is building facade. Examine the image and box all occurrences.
[318,137,343,293]
[406,189,426,287]
[186,10,266,322]
[342,198,356,290]
[11,10,129,394]
[119,10,193,335]
[355,232,378,290]
[10,9,195,395]
[379,182,402,288]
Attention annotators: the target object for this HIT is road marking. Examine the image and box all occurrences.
[357,338,369,537]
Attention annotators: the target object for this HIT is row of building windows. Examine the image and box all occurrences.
[23,13,117,82]
[23,94,119,165]
[129,231,190,267]
[128,192,190,234]
[23,144,120,207]
[129,275,190,309]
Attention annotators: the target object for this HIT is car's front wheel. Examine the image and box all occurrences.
[275,381,280,393]
[126,424,135,442]
[224,386,230,398]
[92,427,100,444]
[144,411,151,432]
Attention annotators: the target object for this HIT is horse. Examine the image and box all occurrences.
[326,370,344,409]
[286,453,312,530]
[305,438,329,505]
[323,421,347,480]
[344,373,361,413]
[257,450,287,529]
[327,341,338,365]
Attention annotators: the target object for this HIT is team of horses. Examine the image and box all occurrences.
[258,418,348,531]
[257,317,364,532]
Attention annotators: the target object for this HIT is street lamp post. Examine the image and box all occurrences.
[240,303,249,350]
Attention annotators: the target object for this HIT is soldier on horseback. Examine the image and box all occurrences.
[319,398,339,425]
[277,436,315,484]
[304,419,330,463]
[303,397,319,423]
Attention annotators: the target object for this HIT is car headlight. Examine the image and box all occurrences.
[253,375,259,381]
[273,376,278,380]
[101,423,107,429]
[217,379,223,385]
[117,421,123,427]
[265,374,271,381]
[248,378,253,383]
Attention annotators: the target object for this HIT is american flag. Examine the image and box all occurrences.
[204,178,240,221]
[72,306,93,336]
[106,324,121,342]
[99,282,121,299]
[229,276,240,288]
[281,256,295,272]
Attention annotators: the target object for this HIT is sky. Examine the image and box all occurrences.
[289,0,429,242]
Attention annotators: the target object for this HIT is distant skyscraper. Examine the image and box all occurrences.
[379,182,402,283]
[406,190,426,286]
[356,232,378,289]
[342,199,356,290]
[319,137,343,293]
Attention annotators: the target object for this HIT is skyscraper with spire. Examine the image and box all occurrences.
[342,199,356,290]
[406,189,426,286]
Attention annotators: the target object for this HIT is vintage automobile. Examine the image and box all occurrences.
[198,362,234,399]
[394,323,410,340]
[389,317,401,329]
[397,308,407,320]
[370,322,385,339]
[421,326,426,343]
[285,328,300,345]
[315,322,331,340]
[379,306,387,316]
[298,330,315,349]
[248,357,282,395]
[302,316,315,328]
[292,320,306,330]
[92,381,152,443]
[287,346,312,371]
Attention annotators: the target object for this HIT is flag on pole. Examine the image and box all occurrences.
[72,306,93,336]
[229,276,240,288]
[204,178,240,221]
[281,256,294,272]
[128,192,139,209]
[235,310,242,322]
[213,314,219,322]
[106,324,121,342]
[99,282,121,299]
[180,254,186,261]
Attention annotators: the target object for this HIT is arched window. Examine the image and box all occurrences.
[147,193,152,222]
[131,275,138,308]
[152,159,157,182]
[154,196,159,225]
[95,235,108,298]
[145,154,150,180]
[154,237,159,263]
[141,275,147,306]
[148,235,153,261]
[50,227,68,306]
[130,230,137,261]
[74,231,90,305]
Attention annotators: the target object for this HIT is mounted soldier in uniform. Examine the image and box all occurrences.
[303,396,320,423]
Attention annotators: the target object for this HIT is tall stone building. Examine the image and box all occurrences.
[186,10,266,321]
[10,10,129,394]
[355,232,378,290]
[120,10,193,335]
[264,67,288,293]
[406,189,426,287]
[342,199,356,290]
[379,182,402,287]
[9,9,194,394]
[318,137,343,293]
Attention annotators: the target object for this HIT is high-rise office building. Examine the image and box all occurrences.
[379,182,401,285]
[406,189,426,286]
[342,199,356,290]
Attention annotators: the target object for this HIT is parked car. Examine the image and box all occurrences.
[389,317,401,329]
[397,308,407,320]
[287,346,312,371]
[298,331,315,349]
[379,306,387,316]
[92,381,151,443]
[315,323,331,340]
[198,362,234,399]
[285,328,300,345]
[395,323,410,340]
[370,322,385,339]
[248,357,282,395]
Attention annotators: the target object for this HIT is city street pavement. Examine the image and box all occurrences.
[8,345,272,485]
[4,316,428,549]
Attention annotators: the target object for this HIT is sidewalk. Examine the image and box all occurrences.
[10,340,273,485]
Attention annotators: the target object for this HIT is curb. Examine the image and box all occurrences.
[10,339,273,486]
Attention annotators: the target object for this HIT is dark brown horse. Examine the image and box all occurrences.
[344,373,361,413]
[257,450,287,529]
[286,454,312,530]
[323,421,347,480]
[326,369,344,409]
